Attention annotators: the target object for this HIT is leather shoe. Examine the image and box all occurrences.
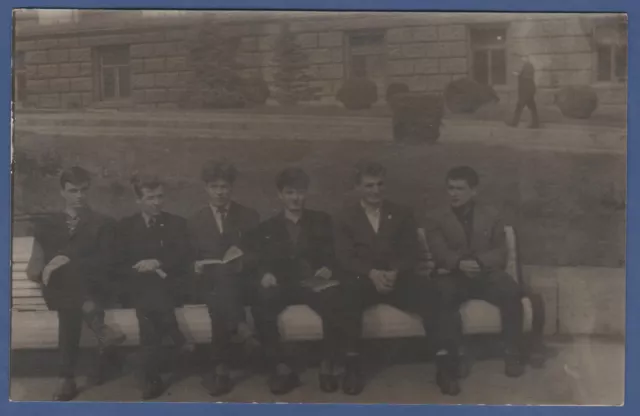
[269,372,300,395]
[436,355,461,396]
[53,377,78,401]
[202,372,233,397]
[142,376,165,401]
[505,352,525,378]
[342,359,364,396]
[319,373,339,393]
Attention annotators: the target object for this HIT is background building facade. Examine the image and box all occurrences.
[13,10,627,110]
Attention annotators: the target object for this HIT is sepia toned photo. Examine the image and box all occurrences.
[10,9,626,405]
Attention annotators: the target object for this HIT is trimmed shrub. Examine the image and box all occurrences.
[336,78,378,110]
[240,77,270,106]
[555,85,599,119]
[385,82,410,104]
[444,77,499,114]
[390,93,444,143]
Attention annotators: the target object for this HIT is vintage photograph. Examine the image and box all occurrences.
[10,9,626,405]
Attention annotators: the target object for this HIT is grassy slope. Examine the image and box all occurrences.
[13,132,625,268]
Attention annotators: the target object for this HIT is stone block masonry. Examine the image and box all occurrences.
[14,14,623,108]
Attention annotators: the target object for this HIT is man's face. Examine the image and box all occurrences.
[60,181,90,210]
[278,186,307,213]
[137,186,164,217]
[205,179,233,207]
[447,179,477,208]
[357,174,385,206]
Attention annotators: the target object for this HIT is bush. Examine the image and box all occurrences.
[336,78,378,110]
[385,82,410,104]
[555,85,599,119]
[444,78,499,114]
[240,77,270,106]
[390,93,444,143]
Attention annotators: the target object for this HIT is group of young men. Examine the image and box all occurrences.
[26,160,536,402]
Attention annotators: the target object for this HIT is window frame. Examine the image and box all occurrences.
[593,22,628,84]
[94,45,131,102]
[469,25,508,87]
[345,29,387,80]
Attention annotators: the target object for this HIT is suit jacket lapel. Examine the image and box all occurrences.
[204,205,222,238]
[444,209,468,248]
[355,203,377,241]
[470,205,488,251]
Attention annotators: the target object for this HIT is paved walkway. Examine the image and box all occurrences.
[14,110,626,155]
[10,339,624,405]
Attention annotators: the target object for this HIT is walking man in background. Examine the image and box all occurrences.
[507,54,540,128]
[116,173,191,400]
[187,160,260,396]
[26,166,125,401]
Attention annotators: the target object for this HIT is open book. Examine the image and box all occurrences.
[197,245,244,266]
[300,276,340,292]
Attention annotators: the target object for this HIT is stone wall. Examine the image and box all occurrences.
[15,14,627,110]
[385,25,467,93]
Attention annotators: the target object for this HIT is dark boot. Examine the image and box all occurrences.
[342,357,364,396]
[505,350,525,378]
[436,353,461,396]
[142,375,165,401]
[269,364,300,395]
[202,364,234,397]
[53,377,78,401]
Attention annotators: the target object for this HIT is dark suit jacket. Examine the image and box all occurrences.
[187,201,259,292]
[333,200,420,280]
[32,209,116,311]
[115,211,190,310]
[246,209,335,285]
[424,203,507,273]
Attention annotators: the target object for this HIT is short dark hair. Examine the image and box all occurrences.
[201,160,237,184]
[355,160,386,184]
[59,166,91,189]
[276,167,310,191]
[130,173,163,198]
[446,166,479,188]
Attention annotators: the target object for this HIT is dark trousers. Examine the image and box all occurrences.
[201,268,248,368]
[511,94,539,127]
[344,276,434,354]
[136,308,185,379]
[252,284,353,369]
[57,300,112,378]
[58,308,84,379]
[430,270,524,354]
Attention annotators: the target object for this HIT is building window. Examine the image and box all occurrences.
[594,23,627,83]
[470,27,507,86]
[14,51,27,103]
[346,30,386,90]
[96,45,131,100]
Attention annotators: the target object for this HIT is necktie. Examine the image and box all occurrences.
[148,216,157,228]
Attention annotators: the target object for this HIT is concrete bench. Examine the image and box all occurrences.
[10,226,544,350]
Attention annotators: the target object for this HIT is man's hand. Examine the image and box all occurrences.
[133,259,162,273]
[368,269,393,294]
[314,266,333,280]
[382,270,398,287]
[194,260,206,274]
[47,255,71,270]
[459,259,481,277]
[261,273,278,288]
[42,255,71,286]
